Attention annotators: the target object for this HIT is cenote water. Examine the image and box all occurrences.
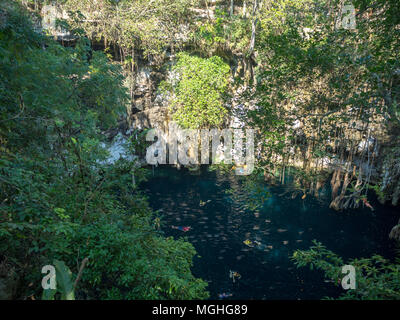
[141,166,399,300]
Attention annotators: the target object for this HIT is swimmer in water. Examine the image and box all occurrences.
[229,270,241,283]
[362,198,374,211]
[243,239,255,247]
[171,226,191,232]
[199,200,211,207]
[218,293,233,299]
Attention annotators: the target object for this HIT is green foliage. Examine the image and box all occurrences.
[239,0,400,209]
[0,1,208,300]
[6,0,400,300]
[167,52,230,129]
[194,7,252,56]
[292,241,400,300]
[42,260,75,300]
[53,260,75,300]
[61,0,199,58]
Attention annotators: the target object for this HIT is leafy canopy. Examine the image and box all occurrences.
[0,1,208,300]
[166,52,230,129]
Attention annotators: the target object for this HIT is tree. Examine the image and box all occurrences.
[164,52,230,129]
[0,0,208,300]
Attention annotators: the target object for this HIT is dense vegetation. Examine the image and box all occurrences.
[1,0,399,299]
[292,241,400,300]
[164,52,230,129]
[0,0,208,300]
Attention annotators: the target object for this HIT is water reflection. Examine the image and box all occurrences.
[142,166,398,299]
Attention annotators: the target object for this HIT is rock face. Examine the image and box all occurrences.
[127,61,171,132]
[40,4,73,41]
[130,67,153,113]
[130,106,170,132]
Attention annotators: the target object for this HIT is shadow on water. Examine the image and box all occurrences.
[141,166,399,300]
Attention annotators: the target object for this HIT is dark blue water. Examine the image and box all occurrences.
[142,166,399,300]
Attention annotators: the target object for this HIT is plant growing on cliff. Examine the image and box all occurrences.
[166,52,230,129]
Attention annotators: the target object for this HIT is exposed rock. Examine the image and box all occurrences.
[130,106,170,132]
[126,60,170,130]
[40,4,74,41]
[389,222,400,241]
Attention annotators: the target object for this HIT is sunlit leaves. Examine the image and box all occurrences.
[168,52,230,129]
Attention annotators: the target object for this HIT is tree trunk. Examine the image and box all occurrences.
[249,0,258,55]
